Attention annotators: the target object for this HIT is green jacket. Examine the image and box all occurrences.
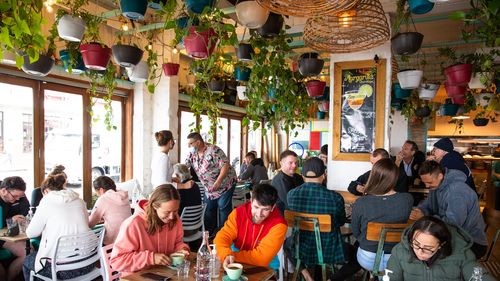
[386,224,496,281]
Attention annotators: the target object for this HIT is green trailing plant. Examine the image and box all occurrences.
[81,13,103,43]
[449,0,500,47]
[0,0,46,67]
[392,0,411,34]
[448,118,465,134]
[474,106,498,122]
[85,64,118,130]
[243,30,313,136]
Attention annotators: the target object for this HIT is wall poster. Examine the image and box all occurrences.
[332,59,386,161]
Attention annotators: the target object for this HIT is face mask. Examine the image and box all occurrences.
[190,146,197,154]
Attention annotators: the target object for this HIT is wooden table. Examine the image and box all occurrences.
[337,190,360,205]
[0,227,31,255]
[122,254,274,281]
[408,187,429,194]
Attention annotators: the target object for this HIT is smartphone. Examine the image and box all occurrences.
[140,272,171,281]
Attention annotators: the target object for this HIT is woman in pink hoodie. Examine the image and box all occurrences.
[89,176,131,245]
[110,184,190,276]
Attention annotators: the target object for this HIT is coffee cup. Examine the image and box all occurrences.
[170,253,185,266]
[224,263,243,280]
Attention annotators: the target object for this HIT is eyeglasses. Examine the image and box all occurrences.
[411,240,439,255]
[7,189,25,201]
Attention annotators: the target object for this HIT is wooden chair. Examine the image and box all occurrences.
[180,204,206,242]
[362,221,410,279]
[100,244,121,281]
[284,210,332,281]
[481,207,500,277]
[29,227,105,281]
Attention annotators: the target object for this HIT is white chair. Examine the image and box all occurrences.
[100,243,121,281]
[30,227,105,281]
[180,204,206,242]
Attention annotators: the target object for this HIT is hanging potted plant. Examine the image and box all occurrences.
[244,27,312,135]
[416,58,439,100]
[162,44,180,77]
[306,79,326,97]
[396,54,423,89]
[55,0,90,42]
[236,42,254,61]
[120,0,148,20]
[472,107,497,126]
[257,12,284,38]
[444,81,466,100]
[391,0,424,55]
[438,47,473,86]
[299,52,325,77]
[21,24,57,76]
[185,0,214,14]
[235,0,269,29]
[393,82,411,99]
[464,50,498,89]
[441,98,460,116]
[475,92,493,107]
[148,0,167,10]
[127,60,148,82]
[233,64,251,81]
[237,85,248,101]
[112,35,144,68]
[80,14,112,71]
[407,0,434,14]
[59,46,86,74]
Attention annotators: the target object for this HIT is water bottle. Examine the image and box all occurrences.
[469,266,484,281]
[196,231,211,281]
[210,244,220,278]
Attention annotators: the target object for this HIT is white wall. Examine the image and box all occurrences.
[327,40,407,191]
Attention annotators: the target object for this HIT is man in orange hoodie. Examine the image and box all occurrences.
[214,183,287,269]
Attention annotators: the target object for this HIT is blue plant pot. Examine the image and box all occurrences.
[234,66,251,81]
[176,17,189,29]
[59,50,86,74]
[317,111,326,119]
[391,98,405,111]
[441,103,459,116]
[408,0,434,14]
[393,83,411,99]
[185,0,214,14]
[268,87,276,100]
[121,0,148,20]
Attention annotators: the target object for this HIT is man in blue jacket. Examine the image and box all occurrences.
[409,160,487,259]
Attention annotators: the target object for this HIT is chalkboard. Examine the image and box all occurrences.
[332,59,386,161]
[340,68,377,153]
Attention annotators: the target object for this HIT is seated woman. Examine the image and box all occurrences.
[89,176,131,245]
[172,164,202,216]
[386,216,494,281]
[110,184,190,277]
[351,158,413,272]
[23,173,91,280]
[30,164,66,210]
[239,158,268,185]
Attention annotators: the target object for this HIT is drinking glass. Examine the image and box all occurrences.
[6,218,17,230]
[177,260,190,279]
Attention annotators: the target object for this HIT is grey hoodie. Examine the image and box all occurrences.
[418,168,487,246]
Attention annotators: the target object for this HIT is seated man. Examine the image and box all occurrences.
[396,140,425,188]
[287,157,360,281]
[348,148,408,195]
[272,150,304,214]
[0,176,30,281]
[214,183,286,268]
[410,160,487,259]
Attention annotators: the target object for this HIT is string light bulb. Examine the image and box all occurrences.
[337,10,356,28]
[147,43,153,50]
[172,47,178,54]
[44,0,55,12]
[121,23,129,31]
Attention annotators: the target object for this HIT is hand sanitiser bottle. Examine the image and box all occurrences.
[383,269,393,281]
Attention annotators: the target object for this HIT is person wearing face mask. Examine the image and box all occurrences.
[151,130,193,192]
[185,132,237,235]
[386,216,494,281]
[110,185,190,277]
[272,150,304,214]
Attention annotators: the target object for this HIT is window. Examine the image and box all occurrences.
[179,111,196,162]
[0,82,34,196]
[229,119,241,174]
[216,117,228,155]
[247,121,262,157]
[0,111,3,152]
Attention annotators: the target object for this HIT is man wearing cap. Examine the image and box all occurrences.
[287,157,360,281]
[429,137,476,191]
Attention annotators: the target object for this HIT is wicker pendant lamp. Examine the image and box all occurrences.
[303,0,389,53]
[256,0,360,17]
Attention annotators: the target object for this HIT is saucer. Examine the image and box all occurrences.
[222,275,248,281]
[168,265,179,270]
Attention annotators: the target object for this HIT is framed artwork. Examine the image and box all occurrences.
[332,59,386,161]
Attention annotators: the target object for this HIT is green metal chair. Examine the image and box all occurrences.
[284,210,333,281]
[0,248,13,260]
[481,207,500,278]
[362,221,410,280]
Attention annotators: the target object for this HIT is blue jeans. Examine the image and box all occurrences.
[205,185,235,235]
[356,247,391,272]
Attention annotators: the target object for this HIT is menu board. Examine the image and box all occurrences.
[340,68,377,153]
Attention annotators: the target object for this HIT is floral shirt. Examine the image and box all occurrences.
[185,144,237,199]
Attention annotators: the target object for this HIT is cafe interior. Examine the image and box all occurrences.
[0,0,499,280]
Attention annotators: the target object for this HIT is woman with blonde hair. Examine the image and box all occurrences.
[110,184,189,277]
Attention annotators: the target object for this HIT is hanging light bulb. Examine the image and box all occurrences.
[337,10,356,28]
[121,23,129,31]
[44,0,54,13]
[172,46,179,54]
[147,42,153,50]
